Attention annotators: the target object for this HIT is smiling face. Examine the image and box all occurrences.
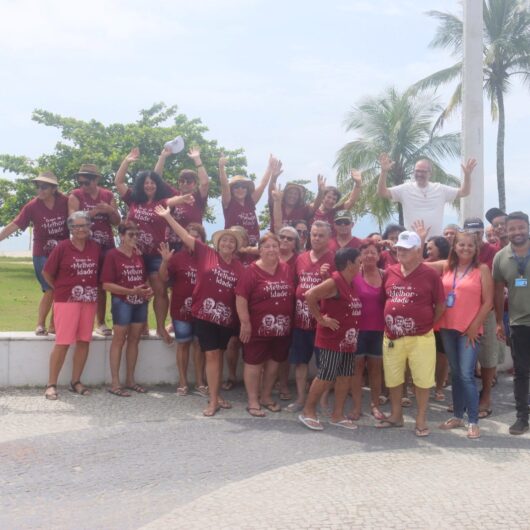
[322,190,339,210]
[278,230,297,253]
[491,215,507,239]
[231,182,249,200]
[334,217,353,236]
[507,218,530,247]
[34,182,56,200]
[443,228,457,246]
[413,159,432,187]
[426,240,440,261]
[360,244,379,267]
[143,176,157,199]
[284,185,301,207]
[259,237,280,262]
[396,245,421,268]
[218,234,238,255]
[454,232,477,262]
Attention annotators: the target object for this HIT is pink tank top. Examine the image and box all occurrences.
[438,266,483,333]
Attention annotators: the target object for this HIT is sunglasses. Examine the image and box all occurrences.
[35,183,51,190]
[126,231,139,237]
[232,183,247,190]
[78,179,92,187]
[296,229,308,236]
[279,234,295,242]
[335,219,351,226]
[179,177,196,184]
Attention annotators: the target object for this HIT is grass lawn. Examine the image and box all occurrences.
[0,258,158,331]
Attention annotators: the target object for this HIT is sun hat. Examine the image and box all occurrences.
[228,175,255,194]
[72,164,102,179]
[211,228,244,252]
[394,231,422,249]
[33,171,59,186]
[284,182,307,199]
[164,136,185,154]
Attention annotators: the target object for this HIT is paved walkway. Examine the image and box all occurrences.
[1,374,528,529]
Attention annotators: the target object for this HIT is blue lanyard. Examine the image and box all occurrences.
[452,263,473,291]
[511,247,530,277]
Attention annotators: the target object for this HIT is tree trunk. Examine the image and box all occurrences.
[496,85,506,211]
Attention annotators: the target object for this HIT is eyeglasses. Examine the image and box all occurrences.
[232,183,247,190]
[35,183,51,190]
[179,177,195,184]
[279,234,295,242]
[335,219,351,226]
[126,231,139,237]
[296,229,308,236]
[71,224,90,230]
[78,179,91,187]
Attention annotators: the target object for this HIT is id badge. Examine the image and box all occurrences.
[446,291,456,308]
[515,277,528,288]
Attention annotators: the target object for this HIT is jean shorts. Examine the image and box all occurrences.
[33,256,51,292]
[143,254,163,275]
[111,296,148,326]
[172,319,195,343]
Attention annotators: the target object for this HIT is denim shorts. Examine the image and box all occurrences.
[111,296,148,326]
[289,328,316,365]
[143,254,163,275]
[172,319,195,343]
[356,330,383,358]
[33,256,51,292]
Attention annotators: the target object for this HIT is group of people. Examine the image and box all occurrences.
[1,147,529,437]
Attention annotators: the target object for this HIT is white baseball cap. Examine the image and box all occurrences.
[164,136,185,154]
[394,231,421,249]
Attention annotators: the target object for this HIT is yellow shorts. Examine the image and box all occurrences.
[383,331,435,389]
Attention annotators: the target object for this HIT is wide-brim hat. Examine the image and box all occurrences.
[228,175,255,194]
[284,182,307,200]
[33,171,58,186]
[164,136,185,154]
[72,163,102,179]
[211,228,245,252]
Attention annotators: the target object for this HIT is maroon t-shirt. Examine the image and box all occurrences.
[71,187,115,250]
[238,252,258,268]
[383,263,445,340]
[123,189,168,256]
[312,208,336,235]
[167,249,197,322]
[44,239,101,303]
[294,250,336,330]
[166,188,207,247]
[101,248,147,304]
[268,201,312,232]
[379,249,398,270]
[191,240,244,328]
[223,196,260,246]
[479,242,497,271]
[329,236,362,253]
[315,271,362,352]
[14,194,69,256]
[235,261,295,338]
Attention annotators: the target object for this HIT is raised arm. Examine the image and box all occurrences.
[377,153,394,199]
[308,174,326,213]
[155,205,196,250]
[455,158,477,199]
[115,148,140,198]
[251,155,281,204]
[341,169,363,210]
[154,147,171,178]
[166,193,196,208]
[157,242,175,283]
[219,155,231,209]
[304,278,339,330]
[187,146,209,199]
[271,182,284,234]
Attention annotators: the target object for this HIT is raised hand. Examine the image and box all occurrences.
[154,205,171,218]
[160,146,172,158]
[180,193,195,205]
[317,174,327,192]
[271,183,283,202]
[351,169,362,185]
[187,146,201,162]
[126,147,140,163]
[462,158,477,177]
[410,219,431,241]
[158,241,174,261]
[379,153,395,173]
[270,158,283,180]
[219,153,228,168]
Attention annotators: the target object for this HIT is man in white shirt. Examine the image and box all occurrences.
[377,154,477,236]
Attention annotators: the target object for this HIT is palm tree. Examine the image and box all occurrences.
[335,86,461,227]
[411,0,530,211]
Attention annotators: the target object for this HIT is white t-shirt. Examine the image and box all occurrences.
[389,181,459,236]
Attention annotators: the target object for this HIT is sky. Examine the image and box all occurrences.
[1,0,530,251]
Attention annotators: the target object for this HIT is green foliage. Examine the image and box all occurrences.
[335,87,461,227]
[0,103,246,226]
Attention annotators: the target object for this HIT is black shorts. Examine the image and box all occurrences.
[315,348,355,382]
[356,330,383,358]
[434,331,445,354]
[193,318,237,352]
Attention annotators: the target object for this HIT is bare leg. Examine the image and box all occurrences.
[260,360,280,405]
[176,341,191,389]
[70,341,91,394]
[96,286,108,328]
[46,344,70,396]
[278,360,291,397]
[124,323,143,387]
[244,362,263,410]
[479,366,496,411]
[350,356,366,419]
[191,339,205,388]
[367,357,384,407]
[224,336,240,385]
[386,385,404,424]
[203,349,223,415]
[294,363,309,405]
[414,387,430,430]
[109,325,128,389]
[38,290,54,330]
[303,378,332,419]
[151,272,171,344]
[331,376,351,422]
[435,352,448,397]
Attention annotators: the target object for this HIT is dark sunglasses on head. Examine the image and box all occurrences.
[335,219,351,226]
[279,234,295,242]
[35,183,51,190]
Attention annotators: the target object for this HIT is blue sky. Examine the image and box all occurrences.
[2,0,530,250]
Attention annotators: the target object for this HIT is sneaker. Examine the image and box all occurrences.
[509,419,529,435]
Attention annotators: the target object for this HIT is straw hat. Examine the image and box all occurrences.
[284,182,307,200]
[33,171,59,186]
[72,164,102,178]
[211,228,245,251]
[228,175,255,194]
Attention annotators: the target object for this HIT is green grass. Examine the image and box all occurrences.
[0,258,157,331]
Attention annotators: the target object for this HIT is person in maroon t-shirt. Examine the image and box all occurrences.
[159,223,207,397]
[298,247,362,431]
[101,221,153,397]
[236,233,295,417]
[69,163,121,337]
[115,148,194,344]
[311,170,362,236]
[285,220,335,414]
[486,207,509,250]
[156,205,244,418]
[378,223,405,270]
[219,154,281,246]
[0,171,69,336]
[329,210,362,253]
[377,231,445,437]
[154,145,209,247]
[41,211,102,400]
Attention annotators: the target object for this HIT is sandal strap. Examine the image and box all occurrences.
[46,384,57,389]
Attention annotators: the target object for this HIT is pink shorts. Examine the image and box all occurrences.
[54,302,97,345]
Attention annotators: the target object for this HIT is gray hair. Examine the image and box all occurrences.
[279,225,300,252]
[67,210,91,230]
[311,220,332,236]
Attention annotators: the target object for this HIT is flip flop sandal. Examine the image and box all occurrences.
[478,408,492,419]
[218,400,232,409]
[221,379,235,391]
[108,387,131,397]
[95,325,112,337]
[371,406,387,421]
[401,397,412,408]
[298,414,323,431]
[203,405,221,417]
[194,385,209,397]
[35,326,48,336]
[375,419,404,429]
[260,402,281,412]
[70,381,90,396]
[176,386,189,396]
[415,426,431,437]
[44,384,58,400]
[125,384,147,394]
[246,407,266,418]
[279,392,293,401]
[329,419,358,430]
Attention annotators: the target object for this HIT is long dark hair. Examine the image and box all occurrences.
[131,171,173,203]
[447,231,480,271]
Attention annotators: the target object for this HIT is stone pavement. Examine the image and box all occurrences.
[1,374,529,529]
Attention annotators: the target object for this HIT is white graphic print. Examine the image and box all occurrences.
[92,229,112,247]
[137,230,154,253]
[296,299,313,328]
[180,296,192,318]
[69,285,98,302]
[197,297,232,325]
[42,239,58,254]
[385,315,416,337]
[258,314,291,336]
[339,327,359,352]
